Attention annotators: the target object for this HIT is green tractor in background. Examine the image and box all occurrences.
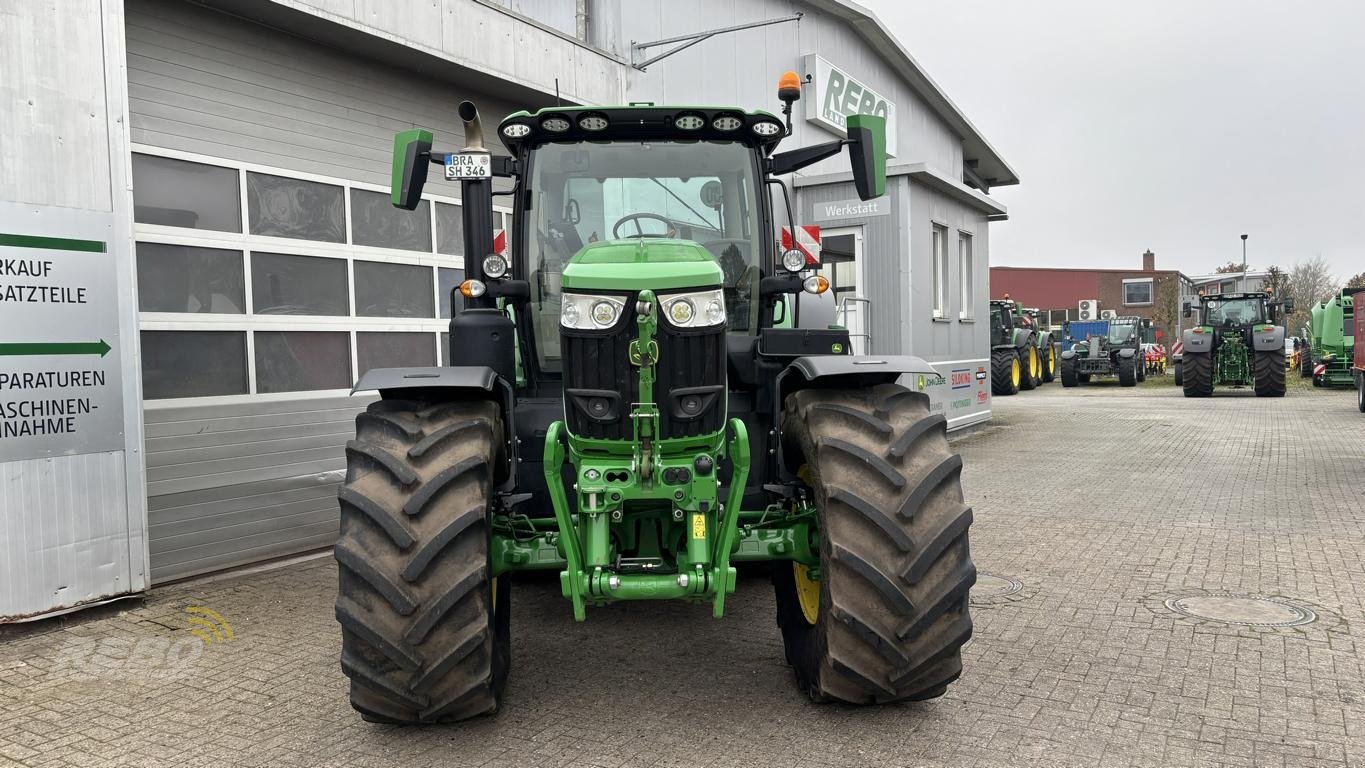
[989,298,1041,395]
[333,82,976,724]
[1180,292,1288,397]
[1022,307,1058,384]
[1303,289,1357,387]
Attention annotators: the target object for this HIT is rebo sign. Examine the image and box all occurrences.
[802,54,898,156]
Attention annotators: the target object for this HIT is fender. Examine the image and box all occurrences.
[1251,324,1285,352]
[1183,327,1214,354]
[1117,348,1137,360]
[352,365,518,488]
[1060,349,1077,361]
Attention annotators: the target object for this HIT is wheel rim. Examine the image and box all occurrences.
[1030,347,1039,378]
[793,563,820,624]
[1011,359,1020,387]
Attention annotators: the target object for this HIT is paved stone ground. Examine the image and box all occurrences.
[2,379,1363,768]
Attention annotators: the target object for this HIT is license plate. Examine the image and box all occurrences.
[444,153,491,180]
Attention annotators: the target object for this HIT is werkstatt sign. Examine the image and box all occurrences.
[811,197,891,222]
[802,54,898,156]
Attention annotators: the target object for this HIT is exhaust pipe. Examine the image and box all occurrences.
[458,100,484,152]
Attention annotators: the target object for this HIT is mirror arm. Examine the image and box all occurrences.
[768,139,847,176]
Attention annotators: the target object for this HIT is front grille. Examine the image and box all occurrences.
[562,299,726,441]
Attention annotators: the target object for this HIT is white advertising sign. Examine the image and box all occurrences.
[0,230,125,460]
[803,54,898,156]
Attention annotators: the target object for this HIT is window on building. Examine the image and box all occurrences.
[254,331,352,393]
[357,332,437,374]
[140,331,248,399]
[1221,280,1236,293]
[1124,279,1154,305]
[251,252,350,315]
[136,243,245,314]
[932,225,948,318]
[351,189,432,251]
[957,233,974,319]
[246,172,346,242]
[354,261,435,318]
[435,202,464,256]
[132,154,241,232]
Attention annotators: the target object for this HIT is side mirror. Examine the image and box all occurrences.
[391,129,433,210]
[845,113,887,201]
[1142,319,1152,328]
[1182,301,1192,319]
[1282,297,1295,313]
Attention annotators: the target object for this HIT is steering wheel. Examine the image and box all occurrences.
[612,213,676,240]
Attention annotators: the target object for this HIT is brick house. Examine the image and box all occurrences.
[989,250,1195,344]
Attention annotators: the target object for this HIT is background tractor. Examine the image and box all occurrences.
[1022,308,1059,383]
[1354,295,1364,412]
[1304,288,1357,387]
[1179,292,1288,397]
[989,298,1041,395]
[1059,316,1148,387]
[333,83,976,724]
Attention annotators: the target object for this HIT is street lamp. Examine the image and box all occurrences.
[1240,234,1248,291]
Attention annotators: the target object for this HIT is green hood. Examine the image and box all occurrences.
[560,239,724,292]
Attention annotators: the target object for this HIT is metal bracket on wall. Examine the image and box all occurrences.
[630,13,803,71]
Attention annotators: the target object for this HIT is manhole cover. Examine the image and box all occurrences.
[974,573,1023,598]
[1164,595,1316,627]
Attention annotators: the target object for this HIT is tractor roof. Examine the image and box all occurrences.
[1199,292,1270,302]
[497,105,785,153]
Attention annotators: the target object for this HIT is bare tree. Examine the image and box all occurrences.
[1263,265,1288,297]
[1213,261,1252,274]
[1346,272,1365,290]
[1285,256,1337,334]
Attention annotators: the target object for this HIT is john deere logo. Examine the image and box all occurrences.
[185,606,234,645]
[916,375,927,390]
[831,342,844,354]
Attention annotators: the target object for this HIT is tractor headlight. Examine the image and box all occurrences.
[561,293,625,330]
[481,253,508,279]
[660,289,726,329]
[781,248,806,272]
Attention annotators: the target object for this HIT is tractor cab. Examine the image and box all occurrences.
[988,298,1018,347]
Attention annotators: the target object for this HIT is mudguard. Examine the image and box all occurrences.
[1252,324,1285,352]
[352,365,499,395]
[1117,348,1137,359]
[1060,349,1077,360]
[783,354,937,386]
[1183,328,1214,354]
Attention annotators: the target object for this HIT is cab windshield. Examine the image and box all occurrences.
[524,140,763,373]
[1107,322,1137,343]
[1204,298,1266,326]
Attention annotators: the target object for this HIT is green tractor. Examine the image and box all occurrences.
[334,88,976,723]
[1180,292,1288,397]
[1304,289,1357,387]
[988,298,1041,395]
[1022,308,1058,384]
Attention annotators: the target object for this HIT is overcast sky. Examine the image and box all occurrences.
[862,0,1363,280]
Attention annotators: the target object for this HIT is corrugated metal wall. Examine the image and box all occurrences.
[125,0,527,582]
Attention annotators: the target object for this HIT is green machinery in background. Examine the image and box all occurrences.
[1021,308,1059,384]
[1059,316,1148,388]
[1302,288,1357,387]
[1180,292,1289,397]
[332,80,977,724]
[988,298,1041,395]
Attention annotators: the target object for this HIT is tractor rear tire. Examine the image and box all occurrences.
[1018,346,1039,391]
[1137,356,1146,382]
[991,349,1019,396]
[1254,350,1286,397]
[1357,374,1365,412]
[335,398,510,724]
[1117,356,1137,387]
[1060,355,1078,387]
[773,384,975,706]
[1300,351,1312,378]
[1183,351,1214,397]
[1173,362,1183,387]
[1040,345,1056,383]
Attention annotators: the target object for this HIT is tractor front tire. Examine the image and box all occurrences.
[1356,373,1365,413]
[991,349,1019,396]
[1173,362,1183,387]
[1040,345,1056,383]
[1060,355,1078,387]
[1117,356,1137,387]
[1254,350,1286,397]
[1300,352,1312,378]
[1183,351,1213,397]
[774,384,975,705]
[1018,346,1039,391]
[335,398,510,724]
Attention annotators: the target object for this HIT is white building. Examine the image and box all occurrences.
[1,0,1015,618]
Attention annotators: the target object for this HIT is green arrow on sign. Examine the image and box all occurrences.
[0,340,112,357]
